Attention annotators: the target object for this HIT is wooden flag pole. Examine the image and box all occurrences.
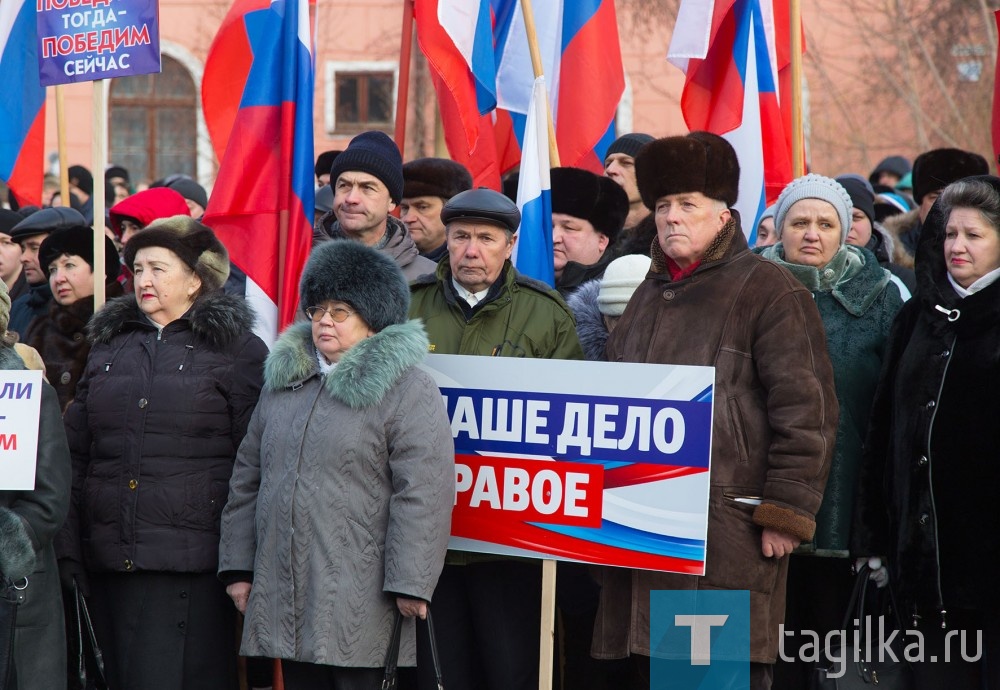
[520,0,560,167]
[790,0,805,178]
[91,79,107,312]
[394,0,415,155]
[56,86,70,207]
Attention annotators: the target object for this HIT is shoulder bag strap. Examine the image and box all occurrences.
[382,610,403,690]
[425,609,444,690]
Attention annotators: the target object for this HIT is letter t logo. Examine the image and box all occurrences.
[674,614,729,665]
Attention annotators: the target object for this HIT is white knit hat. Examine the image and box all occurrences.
[774,173,853,242]
[597,254,652,316]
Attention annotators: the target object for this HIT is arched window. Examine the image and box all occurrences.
[109,55,197,182]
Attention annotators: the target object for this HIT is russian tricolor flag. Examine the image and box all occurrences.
[202,0,314,344]
[669,0,796,242]
[0,0,46,207]
[415,0,624,187]
[511,76,554,287]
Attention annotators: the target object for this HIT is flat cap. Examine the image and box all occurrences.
[442,188,521,234]
[10,207,88,242]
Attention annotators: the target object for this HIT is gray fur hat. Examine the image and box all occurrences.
[123,216,230,293]
[299,241,409,332]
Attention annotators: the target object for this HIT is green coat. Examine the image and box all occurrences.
[409,261,584,360]
[759,244,903,552]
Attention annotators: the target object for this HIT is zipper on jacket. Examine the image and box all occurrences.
[924,332,957,629]
[177,345,194,371]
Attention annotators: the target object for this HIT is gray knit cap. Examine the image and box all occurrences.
[774,174,853,242]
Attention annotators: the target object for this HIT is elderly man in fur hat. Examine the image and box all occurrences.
[400,158,473,262]
[597,132,838,690]
[882,147,989,265]
[550,167,629,297]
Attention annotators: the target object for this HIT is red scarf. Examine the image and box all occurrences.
[665,256,701,281]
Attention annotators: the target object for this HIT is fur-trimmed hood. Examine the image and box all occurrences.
[880,209,919,269]
[87,291,257,350]
[566,279,610,361]
[264,319,430,409]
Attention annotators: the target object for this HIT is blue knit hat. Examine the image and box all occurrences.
[329,131,404,204]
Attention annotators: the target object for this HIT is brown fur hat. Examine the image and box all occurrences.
[635,132,740,209]
[912,148,989,203]
[123,216,230,293]
[550,167,629,242]
[402,158,473,200]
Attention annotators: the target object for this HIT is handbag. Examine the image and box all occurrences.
[68,580,107,690]
[811,563,913,689]
[0,577,20,690]
[382,608,444,690]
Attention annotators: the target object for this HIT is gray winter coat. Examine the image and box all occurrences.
[218,320,454,667]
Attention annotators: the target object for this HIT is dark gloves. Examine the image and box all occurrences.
[58,558,90,596]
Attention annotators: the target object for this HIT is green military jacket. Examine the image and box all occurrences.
[409,260,583,360]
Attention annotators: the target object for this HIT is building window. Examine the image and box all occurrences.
[109,55,197,183]
[325,61,398,135]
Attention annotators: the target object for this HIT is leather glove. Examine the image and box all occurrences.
[58,558,90,597]
[854,556,889,589]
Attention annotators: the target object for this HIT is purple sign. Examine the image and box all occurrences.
[36,0,160,86]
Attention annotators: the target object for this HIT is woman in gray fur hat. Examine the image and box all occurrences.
[219,240,454,689]
[0,279,72,690]
[58,216,269,690]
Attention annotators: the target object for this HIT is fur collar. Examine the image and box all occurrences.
[0,345,26,371]
[759,244,889,317]
[264,319,430,409]
[87,292,257,350]
[880,209,919,268]
[566,278,610,361]
[649,213,743,278]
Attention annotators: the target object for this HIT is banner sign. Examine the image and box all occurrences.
[0,371,44,491]
[36,0,161,86]
[421,355,715,575]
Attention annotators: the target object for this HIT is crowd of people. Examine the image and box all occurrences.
[1,127,998,690]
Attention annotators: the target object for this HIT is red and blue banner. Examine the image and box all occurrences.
[35,0,160,86]
[415,0,624,188]
[669,0,799,242]
[0,0,46,207]
[202,0,314,344]
[421,355,715,574]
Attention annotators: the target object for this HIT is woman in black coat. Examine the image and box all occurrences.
[57,217,268,690]
[854,175,1000,689]
[23,224,123,411]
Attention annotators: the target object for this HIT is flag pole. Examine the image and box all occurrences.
[56,86,70,208]
[91,79,107,312]
[520,3,558,684]
[520,0,560,167]
[789,0,804,178]
[394,0,415,154]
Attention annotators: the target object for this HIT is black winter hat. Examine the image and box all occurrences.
[68,165,93,195]
[39,226,121,281]
[0,209,21,237]
[165,177,209,210]
[403,158,473,200]
[106,165,130,184]
[636,132,740,209]
[299,240,409,332]
[550,167,629,243]
[124,216,230,293]
[315,150,342,179]
[835,175,876,226]
[912,148,989,204]
[10,207,88,243]
[867,155,911,185]
[442,188,521,234]
[604,133,654,162]
[329,132,404,203]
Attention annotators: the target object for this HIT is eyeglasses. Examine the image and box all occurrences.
[305,305,356,323]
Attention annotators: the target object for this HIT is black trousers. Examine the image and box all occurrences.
[910,608,1000,690]
[281,660,383,690]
